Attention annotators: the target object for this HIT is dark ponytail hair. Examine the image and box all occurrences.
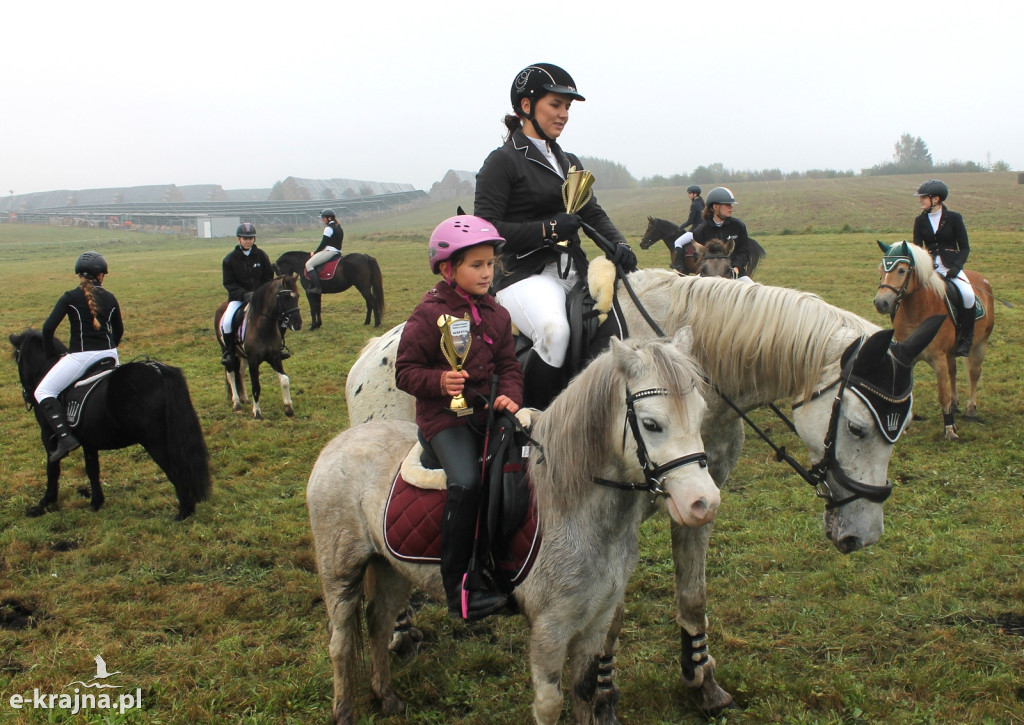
[502,114,522,142]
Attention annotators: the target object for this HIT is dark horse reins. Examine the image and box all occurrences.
[583,223,892,507]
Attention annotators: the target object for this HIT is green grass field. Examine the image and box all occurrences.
[1,172,1022,724]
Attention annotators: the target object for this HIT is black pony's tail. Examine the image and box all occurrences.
[158,364,212,506]
[368,256,385,322]
[747,238,768,277]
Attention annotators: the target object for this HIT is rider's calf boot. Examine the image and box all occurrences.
[221,330,238,368]
[522,350,567,410]
[38,397,80,462]
[307,267,322,294]
[440,486,507,621]
[955,305,975,357]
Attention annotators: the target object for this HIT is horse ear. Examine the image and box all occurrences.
[725,239,735,254]
[456,206,466,215]
[671,327,694,356]
[876,240,891,254]
[889,314,945,367]
[898,240,912,259]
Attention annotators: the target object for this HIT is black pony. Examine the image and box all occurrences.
[274,251,384,329]
[9,329,211,521]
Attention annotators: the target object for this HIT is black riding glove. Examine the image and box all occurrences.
[608,243,638,272]
[946,268,961,280]
[243,291,253,303]
[542,213,582,243]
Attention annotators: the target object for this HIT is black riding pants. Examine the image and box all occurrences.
[420,426,482,491]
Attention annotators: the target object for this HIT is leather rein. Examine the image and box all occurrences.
[584,223,891,507]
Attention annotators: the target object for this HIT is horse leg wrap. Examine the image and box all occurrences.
[943,412,955,429]
[680,630,710,684]
[596,654,615,693]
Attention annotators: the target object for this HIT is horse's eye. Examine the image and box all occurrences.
[641,418,662,433]
[847,422,867,439]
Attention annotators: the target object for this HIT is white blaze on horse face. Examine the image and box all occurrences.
[634,393,719,528]
[792,388,889,551]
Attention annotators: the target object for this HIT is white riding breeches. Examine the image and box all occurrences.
[496,261,579,368]
[305,248,340,272]
[221,300,244,334]
[35,349,120,402]
[933,259,975,308]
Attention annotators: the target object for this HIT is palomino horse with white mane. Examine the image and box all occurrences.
[345,268,942,717]
[873,240,996,441]
[312,334,718,724]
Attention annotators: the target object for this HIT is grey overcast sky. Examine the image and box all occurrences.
[3,0,1020,196]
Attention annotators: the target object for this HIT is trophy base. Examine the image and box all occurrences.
[447,406,475,418]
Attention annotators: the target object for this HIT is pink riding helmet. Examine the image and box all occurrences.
[428,215,505,274]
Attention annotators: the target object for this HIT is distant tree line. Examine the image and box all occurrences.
[582,133,1012,190]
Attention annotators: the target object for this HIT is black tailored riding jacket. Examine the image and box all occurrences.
[681,197,705,231]
[692,216,752,274]
[42,284,123,355]
[912,206,969,277]
[222,245,274,302]
[474,129,626,292]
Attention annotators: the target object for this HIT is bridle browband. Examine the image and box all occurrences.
[592,387,709,496]
[877,254,916,321]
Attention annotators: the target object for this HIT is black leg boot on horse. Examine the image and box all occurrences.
[440,485,507,621]
[955,304,975,357]
[38,397,80,462]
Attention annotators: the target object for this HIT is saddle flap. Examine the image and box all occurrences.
[307,255,342,280]
[63,363,116,428]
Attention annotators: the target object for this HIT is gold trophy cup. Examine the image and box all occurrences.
[438,313,474,416]
[556,166,595,246]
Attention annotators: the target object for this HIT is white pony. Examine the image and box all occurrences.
[311,333,718,724]
[345,269,943,715]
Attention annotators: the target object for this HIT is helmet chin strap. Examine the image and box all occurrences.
[519,98,554,144]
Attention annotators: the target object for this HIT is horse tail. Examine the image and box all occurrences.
[157,364,212,506]
[747,237,767,277]
[368,256,385,322]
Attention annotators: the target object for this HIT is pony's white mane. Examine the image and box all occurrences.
[531,338,705,510]
[904,242,948,300]
[623,270,880,402]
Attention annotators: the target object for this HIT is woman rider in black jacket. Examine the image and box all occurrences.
[34,252,124,461]
[474,63,636,407]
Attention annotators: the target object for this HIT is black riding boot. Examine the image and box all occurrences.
[38,397,80,462]
[221,330,238,369]
[307,267,322,294]
[955,305,975,357]
[440,486,507,621]
[521,350,567,410]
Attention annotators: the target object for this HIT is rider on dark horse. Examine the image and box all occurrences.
[35,252,123,462]
[674,186,755,281]
[220,222,275,368]
[305,209,344,295]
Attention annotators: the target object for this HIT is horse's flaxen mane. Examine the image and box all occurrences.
[625,270,879,402]
[532,337,705,508]
[904,242,948,300]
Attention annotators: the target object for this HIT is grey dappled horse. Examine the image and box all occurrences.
[312,334,718,724]
[345,271,942,716]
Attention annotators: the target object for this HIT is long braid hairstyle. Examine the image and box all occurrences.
[79,274,102,330]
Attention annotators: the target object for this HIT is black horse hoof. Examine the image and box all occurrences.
[26,505,46,517]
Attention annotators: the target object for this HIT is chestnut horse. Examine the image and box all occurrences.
[873,240,995,441]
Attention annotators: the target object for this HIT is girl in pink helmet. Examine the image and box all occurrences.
[395,215,523,621]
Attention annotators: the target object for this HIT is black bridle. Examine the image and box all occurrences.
[583,222,894,508]
[715,339,895,508]
[593,387,709,496]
